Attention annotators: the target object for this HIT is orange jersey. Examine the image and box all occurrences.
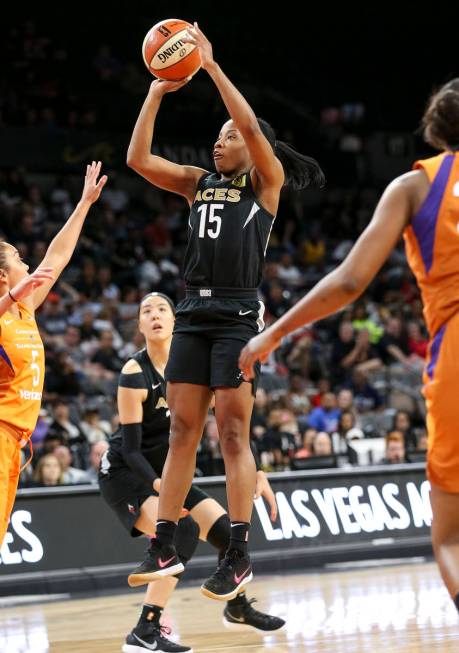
[404,151,459,336]
[0,301,45,437]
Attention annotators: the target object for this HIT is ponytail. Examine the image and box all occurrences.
[257,118,325,190]
[422,78,459,151]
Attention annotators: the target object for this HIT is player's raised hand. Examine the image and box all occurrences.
[81,161,108,205]
[182,22,214,71]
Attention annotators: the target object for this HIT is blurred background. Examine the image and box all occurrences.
[0,1,452,487]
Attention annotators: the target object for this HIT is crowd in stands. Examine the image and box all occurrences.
[0,160,429,487]
[0,18,431,489]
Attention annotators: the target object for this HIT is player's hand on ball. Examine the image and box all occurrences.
[149,78,191,97]
[81,161,108,204]
[182,22,214,71]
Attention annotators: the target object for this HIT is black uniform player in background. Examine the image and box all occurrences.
[127,22,324,599]
[99,293,284,653]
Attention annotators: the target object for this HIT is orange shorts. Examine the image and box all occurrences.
[0,430,22,548]
[424,310,459,492]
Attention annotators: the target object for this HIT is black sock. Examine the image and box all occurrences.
[228,590,247,607]
[155,519,177,547]
[228,521,250,556]
[454,593,459,613]
[138,603,162,626]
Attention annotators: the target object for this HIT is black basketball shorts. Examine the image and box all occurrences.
[98,456,210,537]
[165,288,264,394]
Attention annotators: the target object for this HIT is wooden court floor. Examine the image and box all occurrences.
[1,561,458,652]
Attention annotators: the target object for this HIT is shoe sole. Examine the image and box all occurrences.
[200,572,253,601]
[222,616,286,633]
[127,562,185,587]
[122,645,193,653]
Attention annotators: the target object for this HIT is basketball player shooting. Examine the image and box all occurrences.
[127,21,324,600]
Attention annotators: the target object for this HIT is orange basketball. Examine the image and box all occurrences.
[142,19,201,81]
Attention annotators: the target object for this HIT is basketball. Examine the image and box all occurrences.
[142,18,201,81]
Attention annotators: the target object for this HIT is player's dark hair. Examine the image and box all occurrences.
[139,292,176,315]
[422,79,459,151]
[257,118,325,190]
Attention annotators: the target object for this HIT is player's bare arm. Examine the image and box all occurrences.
[0,267,54,319]
[26,161,107,312]
[117,359,148,422]
[127,79,208,204]
[183,23,284,211]
[239,173,415,378]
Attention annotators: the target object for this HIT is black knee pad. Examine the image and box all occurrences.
[206,513,231,558]
[175,515,200,565]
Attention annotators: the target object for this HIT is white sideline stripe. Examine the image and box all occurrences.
[0,593,70,607]
[197,643,295,651]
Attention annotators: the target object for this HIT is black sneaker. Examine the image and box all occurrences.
[201,549,253,601]
[122,622,192,652]
[223,596,286,633]
[127,540,184,588]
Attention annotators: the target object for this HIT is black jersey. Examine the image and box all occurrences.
[183,171,275,289]
[106,349,169,469]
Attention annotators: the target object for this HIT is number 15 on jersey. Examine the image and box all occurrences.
[197,203,223,239]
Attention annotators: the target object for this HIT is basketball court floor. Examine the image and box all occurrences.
[1,560,458,652]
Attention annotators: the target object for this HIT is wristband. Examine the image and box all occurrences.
[8,290,18,303]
